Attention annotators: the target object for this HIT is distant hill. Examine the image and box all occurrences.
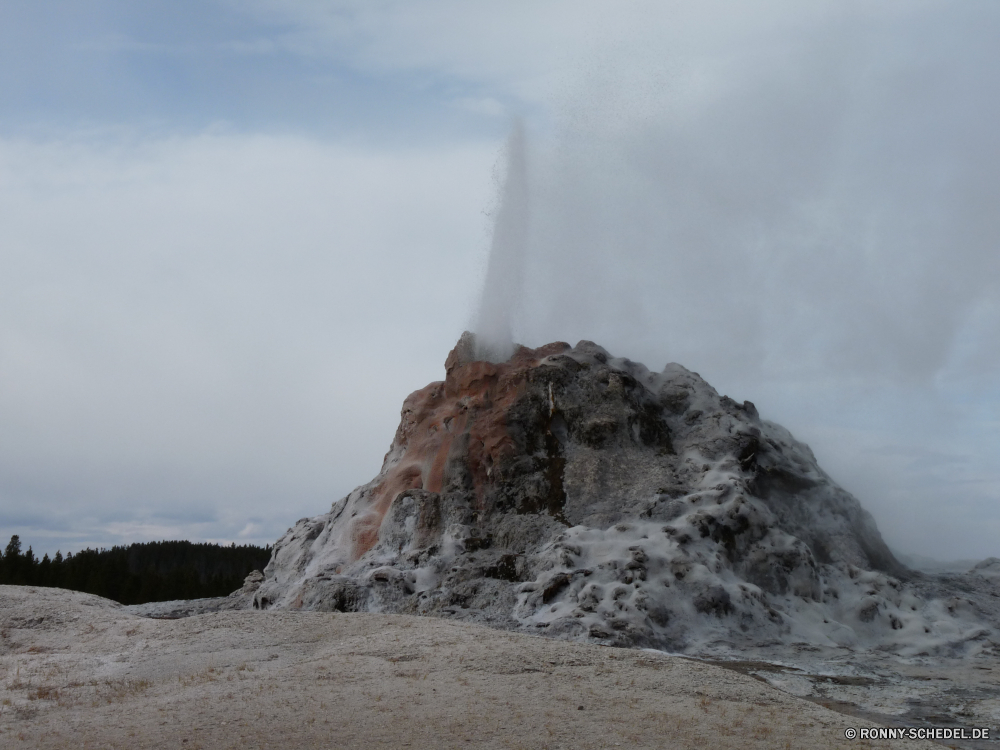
[0,535,271,604]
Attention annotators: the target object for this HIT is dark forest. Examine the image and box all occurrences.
[0,535,271,604]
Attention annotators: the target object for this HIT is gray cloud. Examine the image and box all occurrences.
[0,134,496,554]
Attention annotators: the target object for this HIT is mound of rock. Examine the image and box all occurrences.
[252,334,992,655]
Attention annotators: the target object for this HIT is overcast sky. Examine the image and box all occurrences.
[2,0,998,562]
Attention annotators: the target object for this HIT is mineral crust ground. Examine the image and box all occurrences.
[0,586,935,750]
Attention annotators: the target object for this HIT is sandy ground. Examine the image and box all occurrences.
[0,586,940,749]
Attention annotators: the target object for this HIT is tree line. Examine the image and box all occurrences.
[0,535,272,605]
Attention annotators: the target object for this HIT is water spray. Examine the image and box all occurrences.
[473,119,529,362]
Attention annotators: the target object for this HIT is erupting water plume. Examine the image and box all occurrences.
[473,119,528,362]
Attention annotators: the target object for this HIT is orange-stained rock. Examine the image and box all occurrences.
[347,337,571,561]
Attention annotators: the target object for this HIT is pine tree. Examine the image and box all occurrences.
[2,535,24,584]
[5,534,21,559]
[0,534,271,604]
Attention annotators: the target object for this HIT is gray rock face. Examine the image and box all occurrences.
[252,335,991,655]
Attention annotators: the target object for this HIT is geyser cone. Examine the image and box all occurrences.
[253,336,991,658]
[473,120,529,363]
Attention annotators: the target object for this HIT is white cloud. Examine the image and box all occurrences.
[0,131,497,552]
[453,97,507,119]
[237,1,929,111]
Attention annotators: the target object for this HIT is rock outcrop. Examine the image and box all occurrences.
[252,334,992,655]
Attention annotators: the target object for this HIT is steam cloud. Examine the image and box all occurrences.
[465,2,1000,559]
[519,4,1000,386]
